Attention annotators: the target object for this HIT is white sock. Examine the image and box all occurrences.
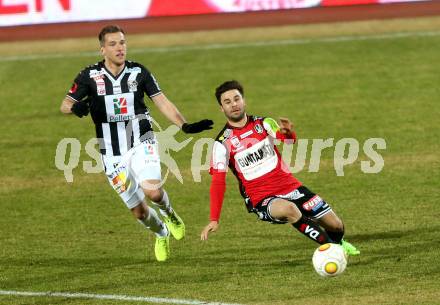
[152,190,173,217]
[137,206,168,237]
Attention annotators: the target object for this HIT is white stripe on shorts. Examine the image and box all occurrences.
[313,206,332,219]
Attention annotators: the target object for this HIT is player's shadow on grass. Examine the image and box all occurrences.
[344,227,439,267]
[349,226,439,242]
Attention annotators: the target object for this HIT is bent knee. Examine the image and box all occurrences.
[333,220,344,232]
[282,204,302,223]
[131,204,148,220]
[143,189,162,202]
[326,218,344,232]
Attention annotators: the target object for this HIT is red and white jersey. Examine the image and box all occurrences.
[209,115,302,221]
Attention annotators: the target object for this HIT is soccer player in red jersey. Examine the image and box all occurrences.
[200,80,359,256]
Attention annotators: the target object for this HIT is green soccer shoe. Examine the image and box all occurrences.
[163,210,185,240]
[155,234,170,262]
[341,239,360,256]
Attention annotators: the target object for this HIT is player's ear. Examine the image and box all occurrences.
[100,46,105,56]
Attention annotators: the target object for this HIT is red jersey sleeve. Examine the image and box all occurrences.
[209,141,229,221]
[210,170,226,221]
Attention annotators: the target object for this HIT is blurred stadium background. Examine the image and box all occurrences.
[1,1,439,305]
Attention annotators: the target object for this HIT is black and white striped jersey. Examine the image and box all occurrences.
[67,60,161,156]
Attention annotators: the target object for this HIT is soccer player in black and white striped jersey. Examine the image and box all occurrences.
[60,25,213,262]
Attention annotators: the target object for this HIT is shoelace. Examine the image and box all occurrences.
[168,213,180,225]
[157,237,167,245]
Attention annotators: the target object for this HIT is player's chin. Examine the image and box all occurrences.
[229,112,244,121]
[115,57,125,65]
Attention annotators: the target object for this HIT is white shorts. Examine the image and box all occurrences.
[102,141,162,209]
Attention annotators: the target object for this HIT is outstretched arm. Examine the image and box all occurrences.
[201,141,228,240]
[151,93,186,127]
[152,93,213,133]
[200,170,226,241]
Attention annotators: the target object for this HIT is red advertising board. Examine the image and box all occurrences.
[0,0,429,27]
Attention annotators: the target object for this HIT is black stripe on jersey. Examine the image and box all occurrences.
[120,74,130,93]
[109,123,121,156]
[139,116,153,141]
[95,124,106,155]
[124,120,135,150]
[103,76,114,95]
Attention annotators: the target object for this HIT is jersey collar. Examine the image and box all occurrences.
[226,114,252,130]
[101,60,127,81]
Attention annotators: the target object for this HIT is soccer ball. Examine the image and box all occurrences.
[312,243,347,277]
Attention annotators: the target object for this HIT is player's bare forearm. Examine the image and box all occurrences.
[200,221,219,241]
[152,93,186,128]
[60,97,74,114]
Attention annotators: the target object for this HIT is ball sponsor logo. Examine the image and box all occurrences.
[318,243,331,251]
[324,262,338,274]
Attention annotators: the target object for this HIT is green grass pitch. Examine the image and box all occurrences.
[0,18,439,305]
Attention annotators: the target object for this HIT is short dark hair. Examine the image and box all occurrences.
[215,80,244,105]
[98,25,125,46]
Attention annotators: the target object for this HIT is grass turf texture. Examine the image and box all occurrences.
[0,17,439,305]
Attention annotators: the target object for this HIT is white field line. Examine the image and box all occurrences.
[2,30,440,62]
[0,289,244,305]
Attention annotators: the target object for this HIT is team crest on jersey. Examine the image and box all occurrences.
[113,97,128,114]
[128,80,138,92]
[254,124,263,134]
